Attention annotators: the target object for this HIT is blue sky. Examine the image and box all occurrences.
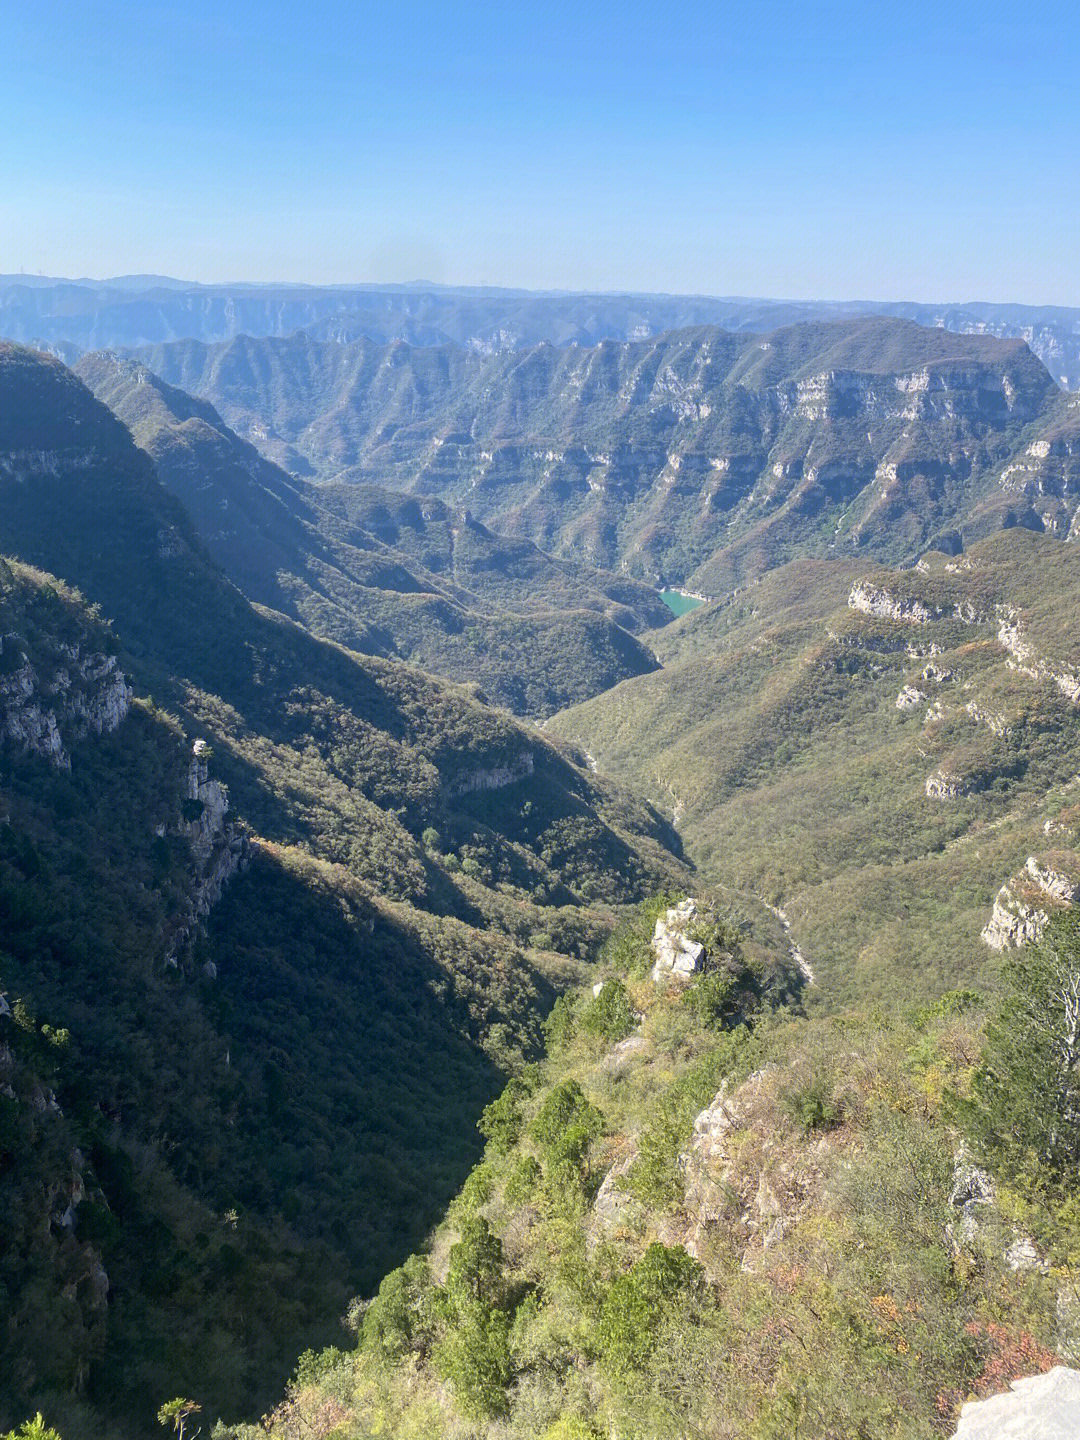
[2,0,1077,302]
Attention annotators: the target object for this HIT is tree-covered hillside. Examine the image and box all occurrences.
[551,533,1080,1006]
[226,900,1075,1440]
[0,345,688,1437]
[73,352,667,718]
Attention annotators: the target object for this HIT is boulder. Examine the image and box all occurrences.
[951,1367,1080,1439]
[650,898,705,982]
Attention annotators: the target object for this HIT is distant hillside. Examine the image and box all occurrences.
[3,275,1080,386]
[73,351,666,718]
[550,531,1080,1006]
[0,343,686,1435]
[134,319,1073,587]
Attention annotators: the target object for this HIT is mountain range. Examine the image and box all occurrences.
[6,275,1080,388]
[130,319,1080,590]
[70,352,666,718]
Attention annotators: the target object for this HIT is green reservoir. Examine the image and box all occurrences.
[659,588,704,617]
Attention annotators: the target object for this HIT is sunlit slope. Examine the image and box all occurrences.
[135,318,1071,587]
[551,534,1080,1003]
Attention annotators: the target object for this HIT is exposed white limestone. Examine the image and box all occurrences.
[650,897,705,982]
[982,854,1080,949]
[0,634,132,769]
[950,1367,1080,1440]
[896,684,926,710]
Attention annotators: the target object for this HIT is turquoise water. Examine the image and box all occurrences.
[659,589,704,617]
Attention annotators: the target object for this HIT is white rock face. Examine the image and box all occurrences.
[896,684,926,710]
[926,771,968,800]
[982,854,1080,949]
[947,1148,995,1249]
[0,635,132,769]
[679,1066,824,1268]
[589,1144,641,1248]
[650,897,704,982]
[166,740,248,966]
[997,608,1080,706]
[185,742,230,865]
[849,582,942,625]
[951,1367,1080,1440]
[965,700,1011,737]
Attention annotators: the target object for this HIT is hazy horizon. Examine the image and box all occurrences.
[4,1,1079,305]
[7,271,1080,315]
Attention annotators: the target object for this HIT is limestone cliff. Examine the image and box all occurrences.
[165,738,248,968]
[983,852,1080,949]
[0,632,131,769]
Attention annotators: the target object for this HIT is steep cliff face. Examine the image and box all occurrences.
[165,739,249,967]
[982,853,1080,949]
[0,631,131,769]
[133,318,1060,588]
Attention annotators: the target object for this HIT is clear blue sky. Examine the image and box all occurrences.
[2,0,1078,303]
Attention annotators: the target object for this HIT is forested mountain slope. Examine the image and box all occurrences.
[551,532,1080,1005]
[133,320,1077,587]
[72,351,665,718]
[226,900,1070,1440]
[0,344,687,1437]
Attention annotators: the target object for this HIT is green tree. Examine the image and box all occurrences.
[433,1299,511,1420]
[446,1215,504,1308]
[596,1243,703,1379]
[157,1399,202,1440]
[579,978,636,1043]
[362,1255,440,1361]
[961,911,1080,1201]
[3,1416,63,1440]
[478,1077,528,1153]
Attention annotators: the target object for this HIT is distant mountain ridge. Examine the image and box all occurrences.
[3,275,1080,386]
[131,318,1080,590]
[73,351,666,717]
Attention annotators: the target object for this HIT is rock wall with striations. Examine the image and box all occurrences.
[0,632,131,769]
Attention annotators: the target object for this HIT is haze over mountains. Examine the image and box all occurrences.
[6,273,1080,387]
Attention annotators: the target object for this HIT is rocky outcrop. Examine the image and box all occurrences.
[926,771,969,800]
[896,684,926,709]
[997,608,1080,705]
[445,750,536,798]
[848,581,988,629]
[650,897,704,982]
[679,1066,829,1271]
[964,700,1011,737]
[588,1143,642,1249]
[849,582,944,625]
[982,853,1080,949]
[166,739,248,966]
[950,1367,1080,1440]
[947,1148,995,1249]
[0,634,131,769]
